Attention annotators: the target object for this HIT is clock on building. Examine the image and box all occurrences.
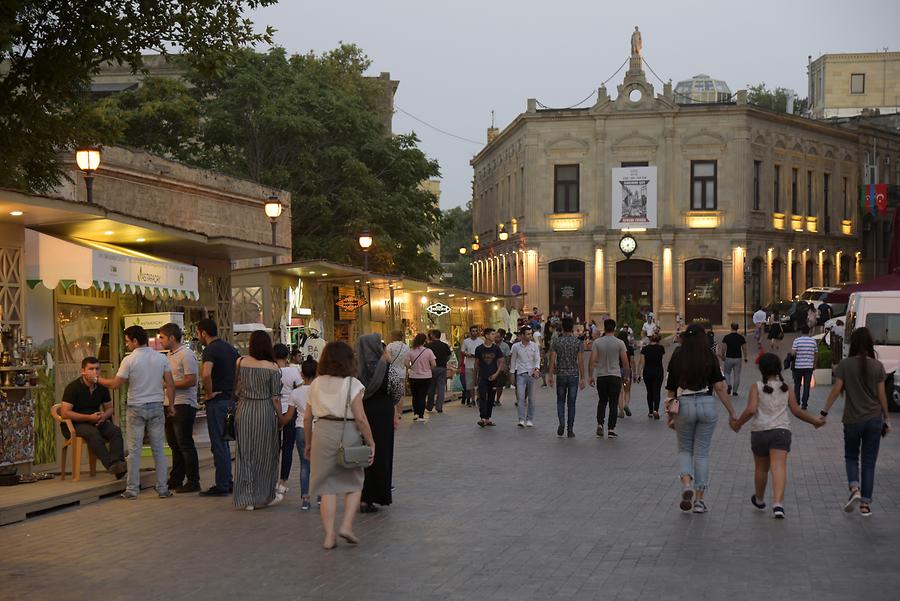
[619,235,637,259]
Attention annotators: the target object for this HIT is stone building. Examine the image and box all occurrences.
[808,51,900,119]
[469,31,872,331]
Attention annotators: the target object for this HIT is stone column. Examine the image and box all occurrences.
[590,247,607,316]
[786,249,794,302]
[662,247,675,309]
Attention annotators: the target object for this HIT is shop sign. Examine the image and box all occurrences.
[426,302,452,317]
[611,166,657,230]
[335,295,367,312]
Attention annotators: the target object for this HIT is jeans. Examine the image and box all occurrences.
[595,376,622,430]
[477,379,496,420]
[126,403,168,495]
[555,375,578,431]
[426,367,447,411]
[293,427,311,497]
[205,396,233,491]
[723,358,743,393]
[460,370,470,404]
[280,420,297,481]
[674,395,719,491]
[165,405,199,487]
[72,421,124,470]
[843,416,883,503]
[793,368,813,408]
[410,377,431,418]
[515,373,536,421]
[643,372,663,413]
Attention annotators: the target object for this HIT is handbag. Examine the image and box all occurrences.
[665,397,680,415]
[336,377,371,469]
[222,357,242,442]
[386,344,406,404]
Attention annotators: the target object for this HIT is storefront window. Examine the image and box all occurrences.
[56,304,111,364]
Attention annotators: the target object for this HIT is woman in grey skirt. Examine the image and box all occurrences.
[233,330,283,510]
[303,341,375,549]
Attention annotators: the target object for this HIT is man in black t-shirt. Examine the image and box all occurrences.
[60,357,126,478]
[720,323,747,397]
[196,318,240,496]
[425,329,452,413]
[473,328,505,426]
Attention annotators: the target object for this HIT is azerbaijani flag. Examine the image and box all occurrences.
[860,184,888,216]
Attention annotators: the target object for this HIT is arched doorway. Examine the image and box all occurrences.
[750,258,762,310]
[684,259,723,325]
[549,260,585,323]
[839,254,850,283]
[616,260,653,323]
[823,259,832,287]
[791,261,801,299]
[805,258,814,289]
[772,259,783,301]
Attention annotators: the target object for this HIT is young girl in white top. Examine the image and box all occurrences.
[279,357,317,510]
[732,353,824,519]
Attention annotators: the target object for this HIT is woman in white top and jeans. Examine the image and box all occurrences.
[732,353,823,518]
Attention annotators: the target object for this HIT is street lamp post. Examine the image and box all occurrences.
[358,230,374,322]
[743,259,752,336]
[264,195,284,265]
[75,147,101,204]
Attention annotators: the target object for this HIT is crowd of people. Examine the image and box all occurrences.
[59,306,892,551]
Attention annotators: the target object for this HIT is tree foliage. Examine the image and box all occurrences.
[90,46,442,278]
[748,83,809,115]
[439,202,473,288]
[0,0,275,191]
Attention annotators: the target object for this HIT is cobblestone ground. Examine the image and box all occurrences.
[2,367,899,601]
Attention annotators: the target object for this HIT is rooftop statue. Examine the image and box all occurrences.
[631,26,642,56]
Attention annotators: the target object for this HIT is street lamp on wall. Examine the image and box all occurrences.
[358,230,373,272]
[459,246,467,255]
[75,147,101,204]
[498,223,509,241]
[264,195,284,265]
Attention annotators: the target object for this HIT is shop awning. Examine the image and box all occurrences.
[24,229,199,299]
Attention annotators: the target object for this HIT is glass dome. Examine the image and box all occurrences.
[674,74,732,104]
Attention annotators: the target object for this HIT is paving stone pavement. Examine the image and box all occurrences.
[2,371,899,601]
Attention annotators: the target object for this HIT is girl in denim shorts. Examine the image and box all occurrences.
[733,353,824,519]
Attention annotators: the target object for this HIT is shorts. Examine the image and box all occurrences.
[750,428,792,456]
[495,372,508,387]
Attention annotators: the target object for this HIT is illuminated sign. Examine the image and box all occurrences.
[426,302,452,316]
[335,295,367,312]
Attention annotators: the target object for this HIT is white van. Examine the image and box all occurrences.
[843,291,900,409]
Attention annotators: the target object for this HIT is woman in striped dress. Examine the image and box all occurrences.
[233,330,283,510]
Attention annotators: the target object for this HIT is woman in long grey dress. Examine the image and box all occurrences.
[233,330,283,510]
[304,341,375,549]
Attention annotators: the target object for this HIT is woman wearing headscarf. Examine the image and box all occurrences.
[356,333,399,513]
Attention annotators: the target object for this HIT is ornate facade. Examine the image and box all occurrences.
[470,33,869,330]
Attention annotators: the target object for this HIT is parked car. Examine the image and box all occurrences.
[764,299,811,332]
[797,286,840,310]
[843,291,900,412]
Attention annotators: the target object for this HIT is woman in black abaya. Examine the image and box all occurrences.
[356,333,399,512]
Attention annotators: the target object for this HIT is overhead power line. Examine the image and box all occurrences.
[396,106,483,145]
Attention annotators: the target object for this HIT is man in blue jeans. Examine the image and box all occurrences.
[789,325,817,410]
[547,317,586,437]
[100,325,176,499]
[196,318,240,497]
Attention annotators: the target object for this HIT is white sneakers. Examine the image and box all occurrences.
[517,420,525,428]
[525,420,534,427]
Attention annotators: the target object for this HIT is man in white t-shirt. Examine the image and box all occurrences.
[752,307,768,346]
[460,326,483,407]
[303,333,326,361]
[100,325,175,499]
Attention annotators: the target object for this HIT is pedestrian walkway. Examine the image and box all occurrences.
[1,379,898,601]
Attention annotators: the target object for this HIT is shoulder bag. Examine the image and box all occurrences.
[223,357,242,442]
[337,377,371,469]
[386,346,406,404]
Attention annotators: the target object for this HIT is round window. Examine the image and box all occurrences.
[629,88,643,103]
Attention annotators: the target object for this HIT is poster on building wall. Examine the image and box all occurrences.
[611,166,657,229]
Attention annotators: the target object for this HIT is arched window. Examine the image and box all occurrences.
[750,258,762,309]
[684,259,723,325]
[772,259,783,300]
[805,259,814,289]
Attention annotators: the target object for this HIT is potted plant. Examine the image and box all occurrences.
[813,340,832,388]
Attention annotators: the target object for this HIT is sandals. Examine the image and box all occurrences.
[860,503,872,517]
